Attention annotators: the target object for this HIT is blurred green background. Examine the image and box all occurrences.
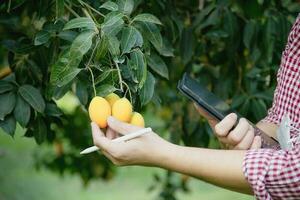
[0,126,253,200]
[1,0,300,199]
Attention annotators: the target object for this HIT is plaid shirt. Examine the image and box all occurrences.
[243,14,300,199]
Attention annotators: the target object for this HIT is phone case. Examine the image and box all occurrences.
[178,73,278,149]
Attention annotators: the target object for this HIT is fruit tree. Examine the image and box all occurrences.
[0,0,300,199]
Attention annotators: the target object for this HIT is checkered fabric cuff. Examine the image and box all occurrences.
[243,149,275,200]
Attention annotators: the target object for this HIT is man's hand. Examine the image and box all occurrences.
[194,104,261,150]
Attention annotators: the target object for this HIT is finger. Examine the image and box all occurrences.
[107,116,141,135]
[102,150,117,163]
[193,103,211,118]
[227,118,249,145]
[91,122,111,151]
[233,126,254,150]
[106,127,117,139]
[250,136,262,149]
[214,113,237,136]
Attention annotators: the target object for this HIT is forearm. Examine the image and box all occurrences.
[156,143,253,195]
[256,121,278,139]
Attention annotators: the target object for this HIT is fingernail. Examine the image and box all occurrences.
[107,116,115,122]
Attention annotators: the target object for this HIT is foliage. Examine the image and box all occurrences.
[1,0,300,199]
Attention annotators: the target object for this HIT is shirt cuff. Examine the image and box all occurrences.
[243,149,275,200]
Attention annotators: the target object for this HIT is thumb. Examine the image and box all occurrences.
[107,116,141,135]
[250,136,262,150]
[91,122,111,151]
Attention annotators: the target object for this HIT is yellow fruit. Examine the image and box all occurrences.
[130,112,145,127]
[88,96,111,128]
[105,93,120,107]
[112,98,132,122]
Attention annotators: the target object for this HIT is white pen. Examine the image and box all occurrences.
[80,127,152,155]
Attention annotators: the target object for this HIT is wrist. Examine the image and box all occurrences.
[152,141,179,169]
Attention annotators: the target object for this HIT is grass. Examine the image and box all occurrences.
[0,126,254,200]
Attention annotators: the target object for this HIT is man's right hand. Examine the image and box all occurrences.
[194,104,261,150]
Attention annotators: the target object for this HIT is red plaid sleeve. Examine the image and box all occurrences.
[243,147,300,199]
[243,14,300,199]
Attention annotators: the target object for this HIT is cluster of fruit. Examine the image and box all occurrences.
[88,93,145,129]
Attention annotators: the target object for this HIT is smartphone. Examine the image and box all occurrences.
[178,73,278,148]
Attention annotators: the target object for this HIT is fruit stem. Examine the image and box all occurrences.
[86,37,100,69]
[122,81,132,104]
[114,61,124,92]
[87,67,97,97]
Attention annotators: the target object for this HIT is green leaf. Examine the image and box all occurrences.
[107,36,120,56]
[0,92,16,120]
[133,14,162,25]
[251,99,267,121]
[95,69,117,84]
[100,1,118,11]
[120,64,137,82]
[63,17,95,30]
[0,115,16,137]
[58,30,78,42]
[139,72,155,105]
[34,30,51,46]
[121,26,139,54]
[18,85,45,113]
[243,20,256,49]
[76,81,89,105]
[13,95,31,127]
[96,84,117,96]
[56,0,64,19]
[180,27,195,65]
[156,39,174,57]
[70,30,95,57]
[57,68,82,87]
[43,20,64,33]
[137,22,162,54]
[52,31,94,87]
[50,50,82,86]
[130,49,147,88]
[102,12,124,36]
[117,0,134,15]
[146,53,169,79]
[133,27,143,47]
[95,36,109,60]
[239,99,250,116]
[34,118,47,144]
[0,81,15,94]
[45,103,63,117]
[53,83,72,100]
[231,94,247,109]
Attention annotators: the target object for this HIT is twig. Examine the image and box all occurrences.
[114,61,124,92]
[65,3,80,17]
[86,37,100,69]
[7,0,11,13]
[78,0,105,17]
[87,67,97,97]
[122,81,132,103]
[199,0,205,10]
[82,8,99,34]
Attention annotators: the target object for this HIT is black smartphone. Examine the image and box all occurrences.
[178,73,278,149]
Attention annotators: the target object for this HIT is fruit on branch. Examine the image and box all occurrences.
[88,96,111,128]
[130,112,145,127]
[105,93,120,107]
[112,98,132,122]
